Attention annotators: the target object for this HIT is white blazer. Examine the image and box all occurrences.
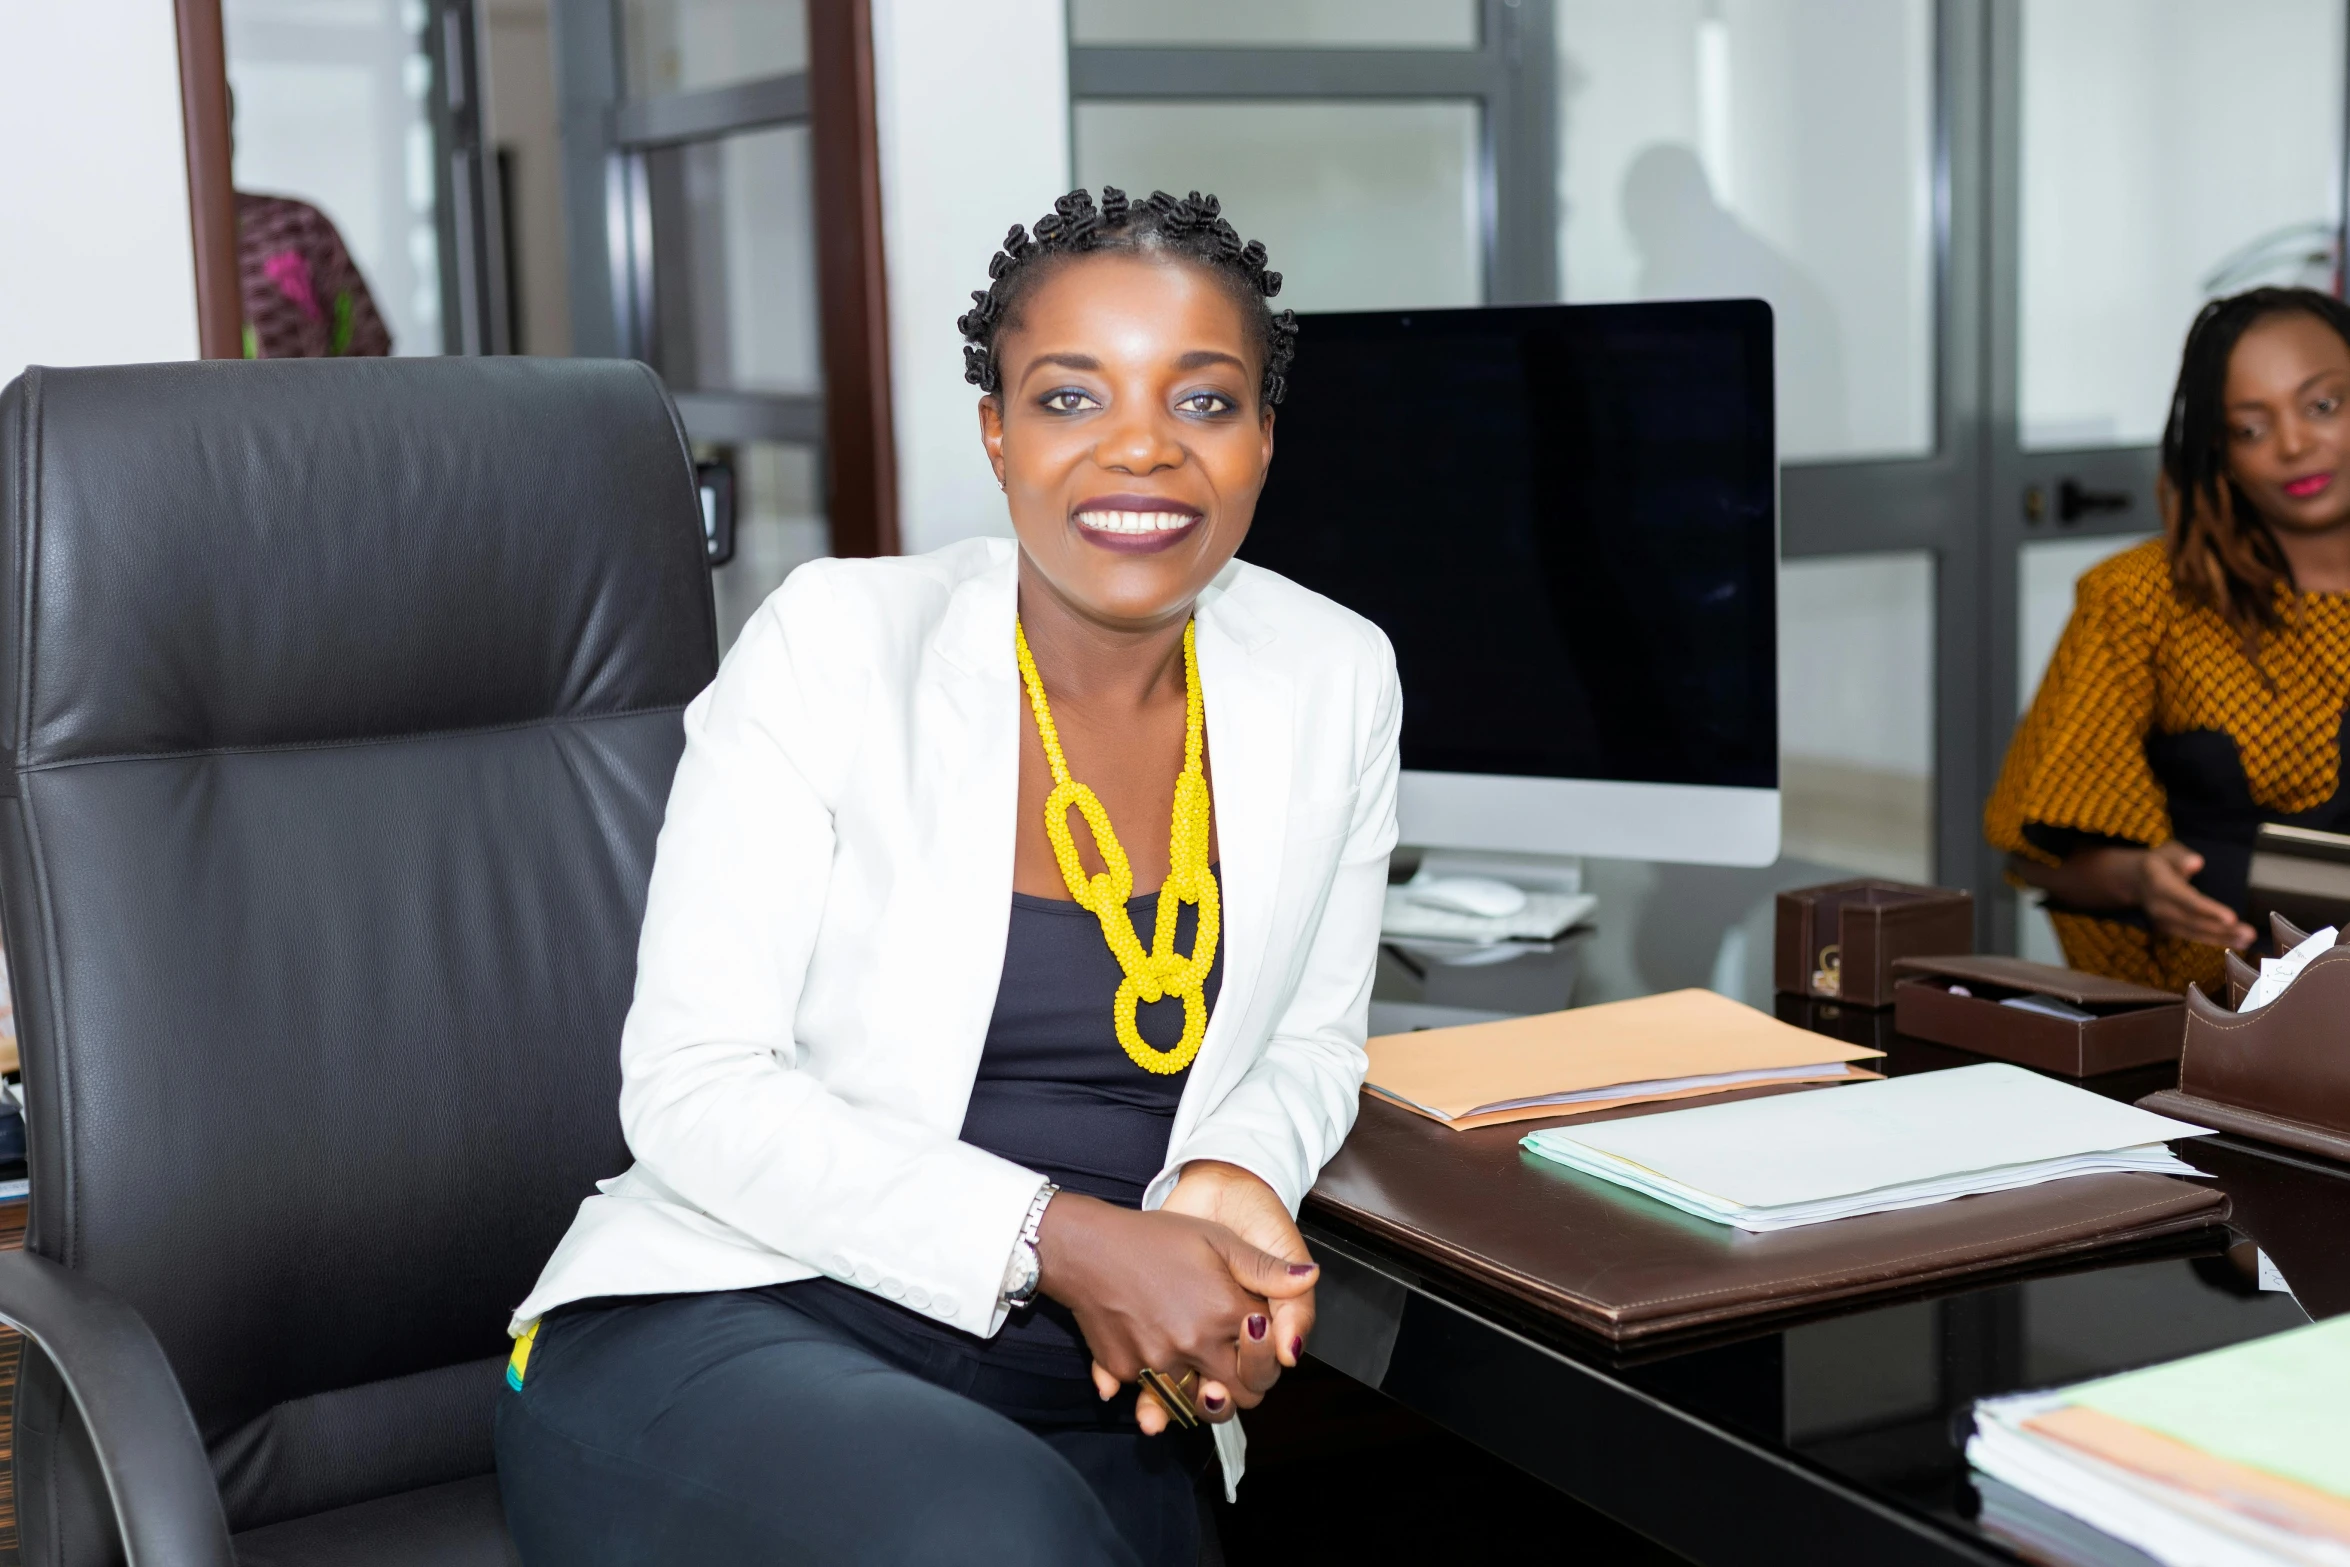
[514,537,1402,1350]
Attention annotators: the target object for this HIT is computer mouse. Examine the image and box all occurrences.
[1406,876,1529,919]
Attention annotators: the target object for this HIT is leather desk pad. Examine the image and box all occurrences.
[1306,1092,2230,1342]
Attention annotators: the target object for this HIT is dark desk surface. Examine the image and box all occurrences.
[1300,998,2350,1567]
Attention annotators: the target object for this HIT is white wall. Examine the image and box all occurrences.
[0,0,200,384]
[870,0,1069,554]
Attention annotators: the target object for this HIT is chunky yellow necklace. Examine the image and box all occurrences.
[1014,618,1219,1075]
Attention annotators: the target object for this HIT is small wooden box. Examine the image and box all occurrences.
[1774,880,1974,1009]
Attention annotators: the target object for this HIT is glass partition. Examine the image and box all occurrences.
[222,0,443,355]
[1556,0,1935,462]
[1073,100,1484,312]
[2019,0,2345,451]
[1779,551,1935,884]
[648,125,820,395]
[622,0,807,98]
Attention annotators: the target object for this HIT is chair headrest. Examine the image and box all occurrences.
[0,357,715,771]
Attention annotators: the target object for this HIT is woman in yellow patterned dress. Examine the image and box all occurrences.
[1989,286,2350,992]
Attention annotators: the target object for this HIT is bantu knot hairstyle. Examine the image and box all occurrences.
[957,187,1298,405]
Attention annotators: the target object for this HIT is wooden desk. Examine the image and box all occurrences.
[1299,1003,2350,1566]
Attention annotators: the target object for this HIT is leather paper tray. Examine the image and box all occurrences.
[2140,917,2350,1166]
[1307,1093,2228,1343]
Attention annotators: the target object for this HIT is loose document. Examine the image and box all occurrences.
[2241,924,2340,1011]
[1520,1063,2214,1232]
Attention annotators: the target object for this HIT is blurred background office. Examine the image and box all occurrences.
[5,0,2345,1001]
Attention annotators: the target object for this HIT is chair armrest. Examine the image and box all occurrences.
[0,1250,234,1567]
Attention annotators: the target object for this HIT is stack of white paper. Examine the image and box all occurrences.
[1521,1063,2214,1232]
[1972,1393,2350,1567]
[1967,1314,2350,1567]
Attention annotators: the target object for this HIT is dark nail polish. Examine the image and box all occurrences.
[1290,1336,1304,1359]
[1202,1392,1226,1412]
[1288,1262,1318,1276]
[1247,1314,1268,1340]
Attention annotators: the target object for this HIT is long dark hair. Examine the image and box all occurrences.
[2161,285,2350,640]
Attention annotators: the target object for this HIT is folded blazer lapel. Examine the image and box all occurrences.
[921,546,1023,1100]
[1179,577,1288,1124]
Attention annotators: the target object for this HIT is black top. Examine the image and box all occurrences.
[781,873,1221,1384]
[960,879,1220,1205]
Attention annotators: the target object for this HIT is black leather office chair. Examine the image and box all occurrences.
[0,358,717,1566]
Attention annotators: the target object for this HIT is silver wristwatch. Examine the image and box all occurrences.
[1000,1182,1058,1310]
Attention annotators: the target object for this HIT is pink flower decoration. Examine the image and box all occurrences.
[263,250,323,321]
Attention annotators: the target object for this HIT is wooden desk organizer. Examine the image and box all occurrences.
[1774,880,1974,1008]
[2140,915,2350,1164]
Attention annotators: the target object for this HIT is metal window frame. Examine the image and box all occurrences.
[614,74,809,148]
[1067,0,1558,306]
[1794,0,1991,928]
[548,2,823,460]
[606,69,824,451]
[425,0,514,356]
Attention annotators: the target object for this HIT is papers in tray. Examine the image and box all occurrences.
[2244,923,2341,1011]
[1969,1313,2350,1567]
[1379,886,1597,944]
[1520,1062,2214,1231]
[1363,988,1883,1131]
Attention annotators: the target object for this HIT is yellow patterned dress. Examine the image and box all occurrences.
[1986,539,2350,992]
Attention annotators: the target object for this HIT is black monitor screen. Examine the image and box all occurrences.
[1241,300,1777,790]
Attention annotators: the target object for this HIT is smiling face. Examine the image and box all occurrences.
[2222,310,2350,534]
[979,252,1275,632]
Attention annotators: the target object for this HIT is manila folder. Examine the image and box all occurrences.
[1364,988,1883,1130]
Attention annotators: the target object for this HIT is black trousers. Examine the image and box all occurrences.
[494,1286,1203,1566]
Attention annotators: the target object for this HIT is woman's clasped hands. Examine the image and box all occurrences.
[1037,1160,1319,1433]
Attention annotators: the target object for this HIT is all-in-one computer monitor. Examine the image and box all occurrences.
[1242,299,1780,867]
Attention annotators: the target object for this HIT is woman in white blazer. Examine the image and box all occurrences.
[496,188,1400,1567]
